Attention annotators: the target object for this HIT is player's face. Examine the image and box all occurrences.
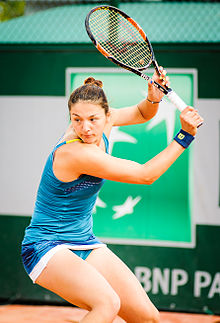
[70,102,109,144]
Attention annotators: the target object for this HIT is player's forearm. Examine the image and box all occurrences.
[142,140,185,184]
[137,99,160,121]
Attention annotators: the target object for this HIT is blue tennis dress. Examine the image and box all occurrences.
[21,133,109,282]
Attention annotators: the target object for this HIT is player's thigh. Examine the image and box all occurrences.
[35,248,120,311]
[86,247,159,322]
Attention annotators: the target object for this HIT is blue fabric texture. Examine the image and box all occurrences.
[21,133,109,274]
[21,240,94,274]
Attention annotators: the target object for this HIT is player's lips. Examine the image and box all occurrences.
[83,134,92,137]
[82,134,93,140]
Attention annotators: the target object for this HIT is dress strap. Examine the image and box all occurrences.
[102,133,109,154]
[66,136,108,152]
[66,139,82,144]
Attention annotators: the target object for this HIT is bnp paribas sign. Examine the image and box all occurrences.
[66,68,220,314]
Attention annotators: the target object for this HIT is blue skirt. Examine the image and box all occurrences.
[21,240,106,283]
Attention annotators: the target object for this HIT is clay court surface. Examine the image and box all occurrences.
[0,305,220,323]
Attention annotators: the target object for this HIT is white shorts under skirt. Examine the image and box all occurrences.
[21,241,106,283]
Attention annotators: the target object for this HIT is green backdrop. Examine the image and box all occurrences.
[69,69,194,245]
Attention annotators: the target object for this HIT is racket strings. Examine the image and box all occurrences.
[89,9,152,69]
[107,14,147,66]
[91,10,151,66]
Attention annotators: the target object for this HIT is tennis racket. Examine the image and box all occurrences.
[85,5,202,126]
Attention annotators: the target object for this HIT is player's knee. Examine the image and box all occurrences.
[106,291,121,316]
[95,290,121,319]
[132,305,159,323]
[143,307,160,323]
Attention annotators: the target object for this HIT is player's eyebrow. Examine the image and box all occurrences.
[71,113,98,118]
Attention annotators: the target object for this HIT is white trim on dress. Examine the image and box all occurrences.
[30,243,106,283]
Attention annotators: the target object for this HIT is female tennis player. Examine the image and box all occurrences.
[21,68,203,323]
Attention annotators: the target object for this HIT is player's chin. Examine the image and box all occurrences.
[82,134,95,143]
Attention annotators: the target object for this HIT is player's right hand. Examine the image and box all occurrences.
[180,106,204,136]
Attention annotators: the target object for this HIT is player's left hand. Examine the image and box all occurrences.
[147,66,169,103]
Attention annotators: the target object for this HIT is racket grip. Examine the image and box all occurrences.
[166,89,187,112]
[167,89,203,128]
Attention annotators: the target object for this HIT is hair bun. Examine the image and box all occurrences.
[84,77,103,88]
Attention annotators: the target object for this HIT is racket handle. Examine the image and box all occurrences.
[166,89,187,112]
[167,89,203,128]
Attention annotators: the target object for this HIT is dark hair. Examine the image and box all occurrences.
[68,77,109,115]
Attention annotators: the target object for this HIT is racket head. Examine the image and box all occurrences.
[85,5,155,72]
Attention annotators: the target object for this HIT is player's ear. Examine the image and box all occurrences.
[106,110,111,122]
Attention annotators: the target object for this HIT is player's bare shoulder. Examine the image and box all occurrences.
[54,139,82,165]
[53,140,85,182]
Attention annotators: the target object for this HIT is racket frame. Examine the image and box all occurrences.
[85,5,203,120]
[85,6,168,94]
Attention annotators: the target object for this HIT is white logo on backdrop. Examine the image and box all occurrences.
[109,126,137,154]
[112,196,142,220]
[145,97,177,144]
